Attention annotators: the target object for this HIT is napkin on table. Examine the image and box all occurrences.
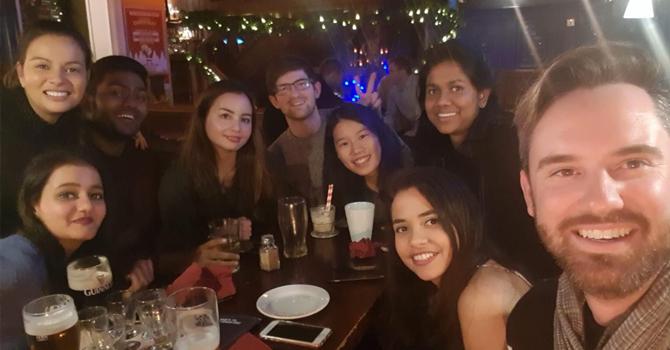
[167,263,236,299]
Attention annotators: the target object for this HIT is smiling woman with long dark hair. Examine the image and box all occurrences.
[381,167,530,350]
[412,40,558,281]
[0,150,106,349]
[157,80,274,280]
[323,103,411,222]
[1,20,92,238]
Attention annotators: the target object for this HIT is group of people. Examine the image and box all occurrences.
[1,18,669,350]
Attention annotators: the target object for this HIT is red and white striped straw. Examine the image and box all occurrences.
[325,184,334,210]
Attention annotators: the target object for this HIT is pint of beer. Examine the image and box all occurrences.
[22,294,79,350]
[67,255,114,307]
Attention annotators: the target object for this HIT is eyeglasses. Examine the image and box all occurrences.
[275,79,313,96]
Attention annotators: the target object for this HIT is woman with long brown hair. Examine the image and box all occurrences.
[157,80,274,279]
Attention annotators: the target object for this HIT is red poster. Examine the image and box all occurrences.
[124,7,169,75]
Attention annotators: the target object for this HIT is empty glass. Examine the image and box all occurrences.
[278,196,309,258]
[78,306,124,350]
[208,218,241,273]
[167,287,220,350]
[106,290,138,339]
[135,289,177,350]
[22,294,79,350]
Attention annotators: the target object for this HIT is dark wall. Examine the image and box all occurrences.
[459,0,670,70]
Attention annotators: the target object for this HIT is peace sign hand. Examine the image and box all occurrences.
[354,72,382,111]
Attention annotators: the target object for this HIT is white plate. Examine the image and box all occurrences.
[256,284,330,320]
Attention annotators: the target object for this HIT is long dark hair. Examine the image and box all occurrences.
[18,150,100,234]
[381,167,492,349]
[415,40,503,164]
[3,20,92,88]
[180,80,272,219]
[323,103,403,207]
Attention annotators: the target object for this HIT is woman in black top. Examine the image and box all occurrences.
[323,103,409,224]
[1,20,92,237]
[158,80,274,280]
[413,40,558,281]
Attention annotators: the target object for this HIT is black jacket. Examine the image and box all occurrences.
[414,110,559,281]
[1,87,82,237]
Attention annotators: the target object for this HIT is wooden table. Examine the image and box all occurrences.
[219,230,386,350]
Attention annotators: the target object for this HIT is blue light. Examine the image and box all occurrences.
[344,81,349,86]
[354,94,360,99]
[351,98,357,102]
[223,39,228,45]
[236,38,244,45]
[351,80,356,84]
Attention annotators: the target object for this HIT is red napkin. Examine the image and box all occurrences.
[229,333,271,350]
[167,263,236,299]
[349,238,384,259]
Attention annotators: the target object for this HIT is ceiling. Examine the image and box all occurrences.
[462,0,619,9]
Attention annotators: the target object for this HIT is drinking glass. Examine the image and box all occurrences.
[106,290,138,339]
[344,202,375,242]
[23,294,79,350]
[278,196,309,258]
[67,255,114,307]
[208,218,241,273]
[309,204,338,238]
[167,287,220,350]
[135,289,177,350]
[78,306,113,350]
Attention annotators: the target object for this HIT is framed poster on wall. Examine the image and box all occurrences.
[123,6,173,104]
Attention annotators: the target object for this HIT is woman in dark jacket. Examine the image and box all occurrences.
[1,20,92,237]
[157,80,275,280]
[413,40,558,281]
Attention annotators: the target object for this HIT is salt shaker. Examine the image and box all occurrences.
[260,234,280,271]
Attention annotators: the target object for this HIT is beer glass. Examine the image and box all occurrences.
[278,197,309,258]
[167,287,220,350]
[67,255,113,307]
[106,290,138,339]
[23,294,79,350]
[208,218,241,273]
[136,289,177,350]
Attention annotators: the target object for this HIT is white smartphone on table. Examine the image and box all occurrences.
[259,320,332,348]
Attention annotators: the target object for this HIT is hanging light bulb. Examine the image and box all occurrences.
[624,0,654,18]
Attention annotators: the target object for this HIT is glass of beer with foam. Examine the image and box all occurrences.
[67,256,114,307]
[22,294,79,350]
[167,287,220,350]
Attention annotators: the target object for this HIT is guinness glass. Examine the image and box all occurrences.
[23,294,79,350]
[67,255,114,307]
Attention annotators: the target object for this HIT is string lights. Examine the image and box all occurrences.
[166,2,460,83]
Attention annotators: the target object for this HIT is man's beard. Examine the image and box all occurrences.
[536,209,670,299]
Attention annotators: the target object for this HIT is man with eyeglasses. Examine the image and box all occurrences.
[77,55,158,293]
[266,57,385,206]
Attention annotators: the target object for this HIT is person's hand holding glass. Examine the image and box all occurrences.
[197,217,249,273]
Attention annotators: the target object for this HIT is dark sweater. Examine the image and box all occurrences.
[1,87,82,237]
[72,136,163,289]
[414,111,559,282]
[157,166,274,279]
